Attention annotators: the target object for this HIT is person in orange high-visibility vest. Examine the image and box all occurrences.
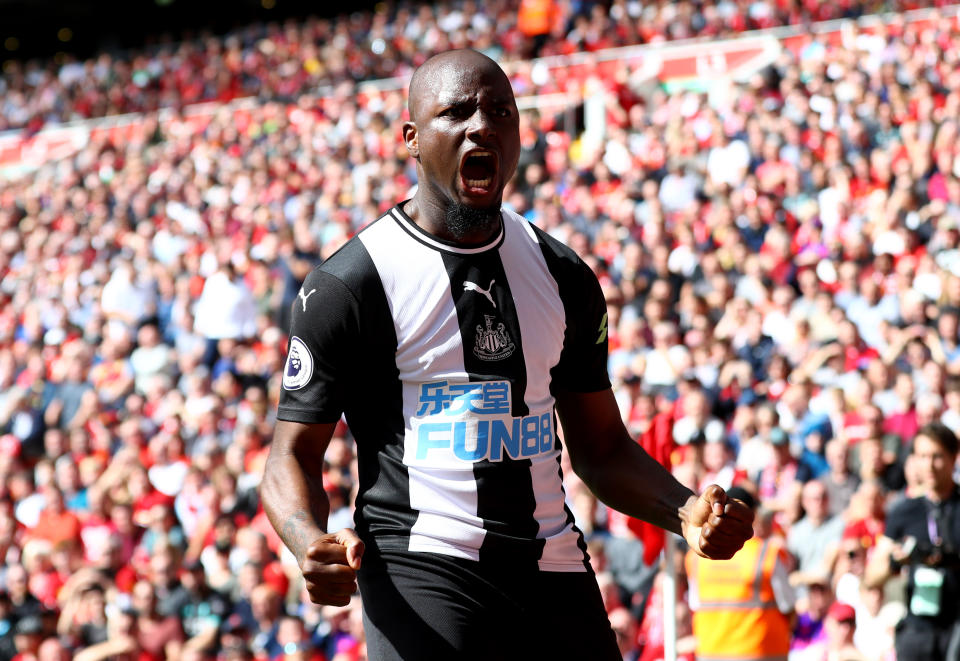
[686,486,795,661]
[517,0,554,36]
[517,0,556,57]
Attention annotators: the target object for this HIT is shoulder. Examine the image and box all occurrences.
[886,495,925,531]
[502,208,581,267]
[888,495,925,518]
[503,210,599,297]
[306,216,393,300]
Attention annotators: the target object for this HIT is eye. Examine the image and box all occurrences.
[441,105,470,118]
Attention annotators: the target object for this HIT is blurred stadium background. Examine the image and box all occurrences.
[2,1,960,660]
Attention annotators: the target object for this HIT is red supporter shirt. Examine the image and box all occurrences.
[840,412,870,445]
[843,517,884,549]
[884,409,918,445]
[29,570,63,609]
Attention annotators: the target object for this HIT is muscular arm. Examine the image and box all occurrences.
[556,388,694,536]
[556,388,753,559]
[261,419,337,565]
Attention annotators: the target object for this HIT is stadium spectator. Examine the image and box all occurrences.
[686,488,794,661]
[818,439,859,519]
[130,579,184,661]
[866,424,960,661]
[790,574,834,661]
[788,481,845,580]
[0,0,945,134]
[800,601,866,661]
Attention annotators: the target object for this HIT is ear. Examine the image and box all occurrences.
[402,121,419,159]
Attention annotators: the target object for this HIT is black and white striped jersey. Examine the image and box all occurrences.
[278,203,610,572]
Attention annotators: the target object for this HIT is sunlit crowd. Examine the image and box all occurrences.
[2,1,960,660]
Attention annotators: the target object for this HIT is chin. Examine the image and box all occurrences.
[444,200,502,240]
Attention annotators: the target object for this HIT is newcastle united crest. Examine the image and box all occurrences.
[473,314,515,361]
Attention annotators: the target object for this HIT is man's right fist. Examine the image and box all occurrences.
[301,529,365,606]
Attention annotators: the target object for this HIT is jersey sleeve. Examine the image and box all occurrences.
[550,258,611,393]
[277,268,360,424]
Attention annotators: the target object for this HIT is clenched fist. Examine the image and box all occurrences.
[682,484,754,560]
[301,529,365,606]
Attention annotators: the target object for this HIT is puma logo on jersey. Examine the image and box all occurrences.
[298,288,317,312]
[596,312,608,344]
[463,280,496,308]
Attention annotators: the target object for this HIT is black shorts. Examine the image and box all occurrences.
[358,550,620,661]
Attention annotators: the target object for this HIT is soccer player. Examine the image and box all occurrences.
[262,49,753,660]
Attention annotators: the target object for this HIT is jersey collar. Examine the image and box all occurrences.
[389,202,505,255]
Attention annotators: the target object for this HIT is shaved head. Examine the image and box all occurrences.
[408,49,512,123]
[401,48,520,243]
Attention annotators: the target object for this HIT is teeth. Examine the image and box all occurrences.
[466,178,492,187]
[471,151,492,158]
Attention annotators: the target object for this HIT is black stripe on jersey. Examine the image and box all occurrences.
[533,225,611,395]
[531,224,600,570]
[318,238,418,544]
[441,249,544,569]
[440,250,528,415]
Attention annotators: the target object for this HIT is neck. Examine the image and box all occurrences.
[404,191,501,245]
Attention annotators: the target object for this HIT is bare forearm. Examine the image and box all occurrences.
[928,336,947,365]
[573,439,694,536]
[864,538,895,589]
[558,389,695,535]
[74,638,135,661]
[864,560,891,589]
[184,513,215,563]
[262,452,330,565]
[56,600,78,636]
[183,625,219,652]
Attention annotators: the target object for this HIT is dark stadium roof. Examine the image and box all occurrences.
[2,0,382,63]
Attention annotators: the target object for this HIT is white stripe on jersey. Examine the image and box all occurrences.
[406,466,485,559]
[531,464,591,570]
[498,213,585,571]
[359,216,489,557]
[497,211,563,411]
[360,213,468,384]
[359,207,587,571]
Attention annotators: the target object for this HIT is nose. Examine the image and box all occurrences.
[465,108,495,143]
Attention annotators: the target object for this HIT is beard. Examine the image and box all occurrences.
[444,201,501,241]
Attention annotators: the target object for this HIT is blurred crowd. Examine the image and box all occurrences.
[0,0,945,134]
[4,0,960,660]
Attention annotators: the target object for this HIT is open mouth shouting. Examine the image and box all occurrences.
[459,150,498,198]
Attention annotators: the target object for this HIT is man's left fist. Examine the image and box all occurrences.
[682,484,754,560]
